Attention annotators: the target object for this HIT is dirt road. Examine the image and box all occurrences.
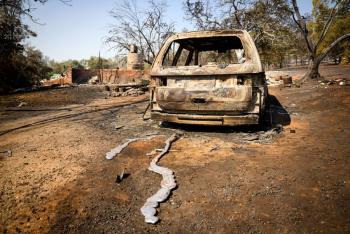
[1,65,350,233]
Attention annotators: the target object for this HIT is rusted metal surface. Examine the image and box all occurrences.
[151,112,259,126]
[151,30,263,76]
[150,30,268,126]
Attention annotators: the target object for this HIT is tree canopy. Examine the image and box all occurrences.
[291,0,350,80]
[184,0,350,75]
[183,0,300,67]
[0,0,70,93]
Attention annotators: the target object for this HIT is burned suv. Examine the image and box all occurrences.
[149,30,268,126]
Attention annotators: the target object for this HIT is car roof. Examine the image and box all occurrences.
[168,30,247,40]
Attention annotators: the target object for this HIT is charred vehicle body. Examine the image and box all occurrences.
[150,30,268,126]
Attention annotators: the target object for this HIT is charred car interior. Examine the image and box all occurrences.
[150,30,268,126]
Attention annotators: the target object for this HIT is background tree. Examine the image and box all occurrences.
[0,0,70,93]
[24,46,52,82]
[184,0,296,67]
[82,56,111,70]
[314,1,350,64]
[106,0,175,64]
[290,0,350,81]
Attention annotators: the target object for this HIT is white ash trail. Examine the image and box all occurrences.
[140,133,181,224]
[105,135,160,160]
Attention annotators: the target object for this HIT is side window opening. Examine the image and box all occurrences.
[162,42,194,66]
[162,42,179,66]
[177,48,192,66]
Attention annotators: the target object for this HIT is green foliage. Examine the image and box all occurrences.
[0,0,50,93]
[184,0,300,67]
[318,13,350,63]
[185,0,350,68]
[24,47,52,81]
[48,61,67,75]
[81,56,111,70]
[47,56,122,78]
[310,0,350,62]
[0,46,52,93]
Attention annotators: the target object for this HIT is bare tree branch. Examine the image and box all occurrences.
[106,0,174,63]
[318,32,350,62]
[314,0,342,50]
[291,0,315,54]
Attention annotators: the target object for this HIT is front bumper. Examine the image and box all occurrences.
[151,111,259,126]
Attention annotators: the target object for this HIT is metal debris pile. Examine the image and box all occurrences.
[241,125,283,143]
[117,87,146,97]
[318,78,348,88]
[105,82,149,97]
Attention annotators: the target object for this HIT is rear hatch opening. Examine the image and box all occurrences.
[162,36,246,68]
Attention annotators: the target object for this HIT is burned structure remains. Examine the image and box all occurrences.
[43,45,145,87]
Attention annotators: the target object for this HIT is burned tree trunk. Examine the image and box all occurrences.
[302,33,350,82]
[291,0,350,83]
[302,57,321,81]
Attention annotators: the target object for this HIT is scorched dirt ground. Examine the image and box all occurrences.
[1,65,350,233]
